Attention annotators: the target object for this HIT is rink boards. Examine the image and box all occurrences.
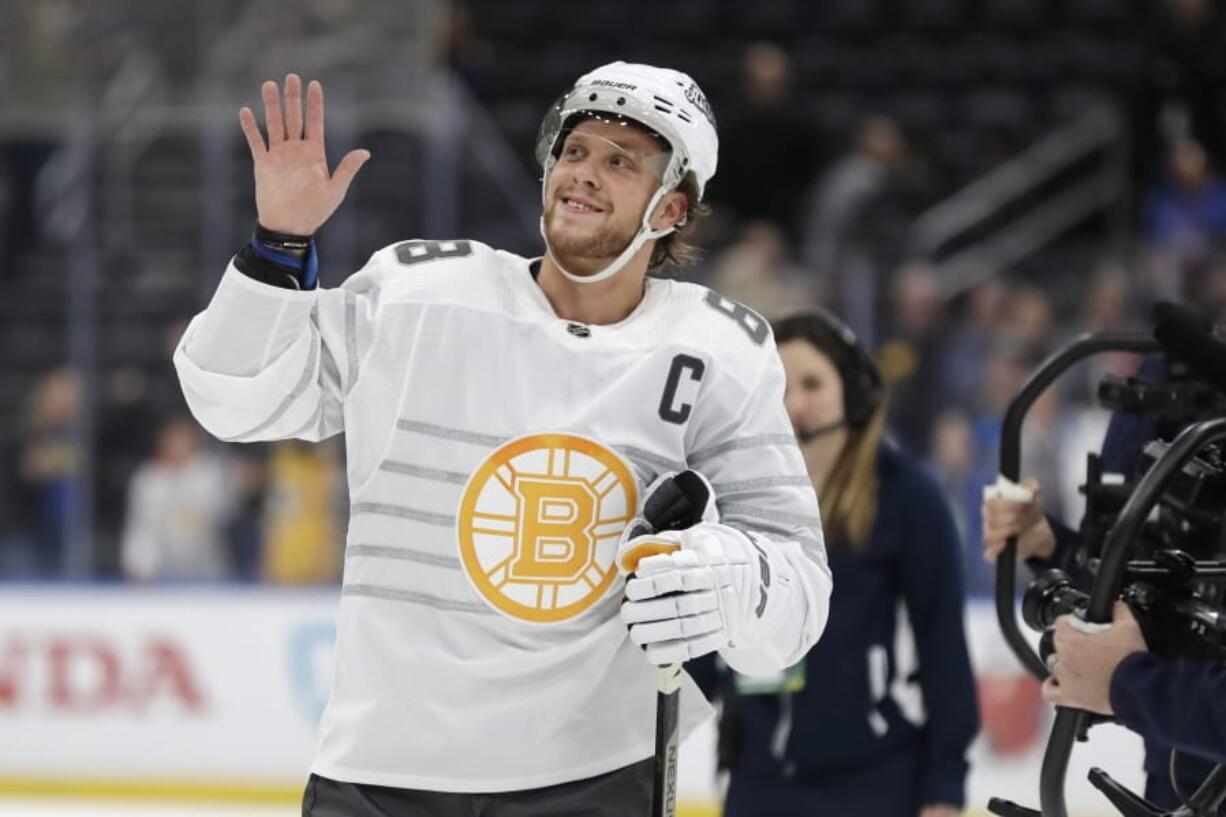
[0,586,1144,815]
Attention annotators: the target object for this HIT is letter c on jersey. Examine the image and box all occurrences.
[659,354,706,425]
[457,434,638,623]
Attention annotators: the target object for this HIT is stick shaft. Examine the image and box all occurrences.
[651,663,682,817]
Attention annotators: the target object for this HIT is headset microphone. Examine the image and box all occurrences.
[795,419,848,444]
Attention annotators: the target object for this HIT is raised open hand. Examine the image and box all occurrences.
[239,73,370,236]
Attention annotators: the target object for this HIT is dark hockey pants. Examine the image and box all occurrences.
[302,758,653,817]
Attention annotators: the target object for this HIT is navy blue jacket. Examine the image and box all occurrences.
[1112,652,1226,767]
[693,443,979,808]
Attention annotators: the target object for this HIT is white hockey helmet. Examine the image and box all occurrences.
[536,61,719,284]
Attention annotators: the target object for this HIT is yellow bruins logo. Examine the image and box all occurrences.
[457,433,637,623]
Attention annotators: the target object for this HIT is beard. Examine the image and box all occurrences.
[543,197,638,266]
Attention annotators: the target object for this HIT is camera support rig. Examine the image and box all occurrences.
[987,332,1226,817]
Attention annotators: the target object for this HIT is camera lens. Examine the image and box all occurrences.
[1022,570,1089,632]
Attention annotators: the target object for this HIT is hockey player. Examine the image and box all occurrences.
[174,64,832,815]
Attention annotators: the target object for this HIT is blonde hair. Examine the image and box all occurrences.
[649,172,710,270]
[820,397,887,549]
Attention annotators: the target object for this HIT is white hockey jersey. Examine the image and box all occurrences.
[174,239,832,792]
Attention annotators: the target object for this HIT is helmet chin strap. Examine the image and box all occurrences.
[540,183,676,285]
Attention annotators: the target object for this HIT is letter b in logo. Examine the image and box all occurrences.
[512,479,595,580]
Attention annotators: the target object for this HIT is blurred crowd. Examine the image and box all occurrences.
[683,17,1226,595]
[3,0,1226,593]
[0,357,347,583]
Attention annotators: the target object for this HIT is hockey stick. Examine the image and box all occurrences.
[618,471,710,817]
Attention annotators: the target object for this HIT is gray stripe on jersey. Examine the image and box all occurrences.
[614,445,685,477]
[759,529,829,570]
[343,583,493,614]
[689,434,799,466]
[397,419,508,447]
[352,502,456,527]
[719,502,821,533]
[319,332,344,405]
[711,475,813,495]
[346,543,461,570]
[379,460,470,485]
[225,320,321,442]
[344,290,358,394]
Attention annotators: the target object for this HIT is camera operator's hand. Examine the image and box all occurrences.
[239,74,371,236]
[1042,601,1148,715]
[981,479,1057,562]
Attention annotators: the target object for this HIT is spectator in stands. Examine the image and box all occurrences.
[1067,266,1142,432]
[877,263,951,456]
[708,221,819,320]
[1081,264,1134,334]
[225,445,269,581]
[260,439,344,583]
[800,115,913,291]
[940,277,1009,413]
[4,367,84,577]
[928,409,995,598]
[705,42,825,246]
[1000,284,1057,352]
[121,416,236,581]
[1144,137,1226,264]
[0,1,84,106]
[1133,0,1226,185]
[93,366,159,577]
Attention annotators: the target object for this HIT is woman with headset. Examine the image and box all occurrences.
[692,310,980,817]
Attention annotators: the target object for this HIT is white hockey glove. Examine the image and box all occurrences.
[618,523,774,665]
[617,471,776,665]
